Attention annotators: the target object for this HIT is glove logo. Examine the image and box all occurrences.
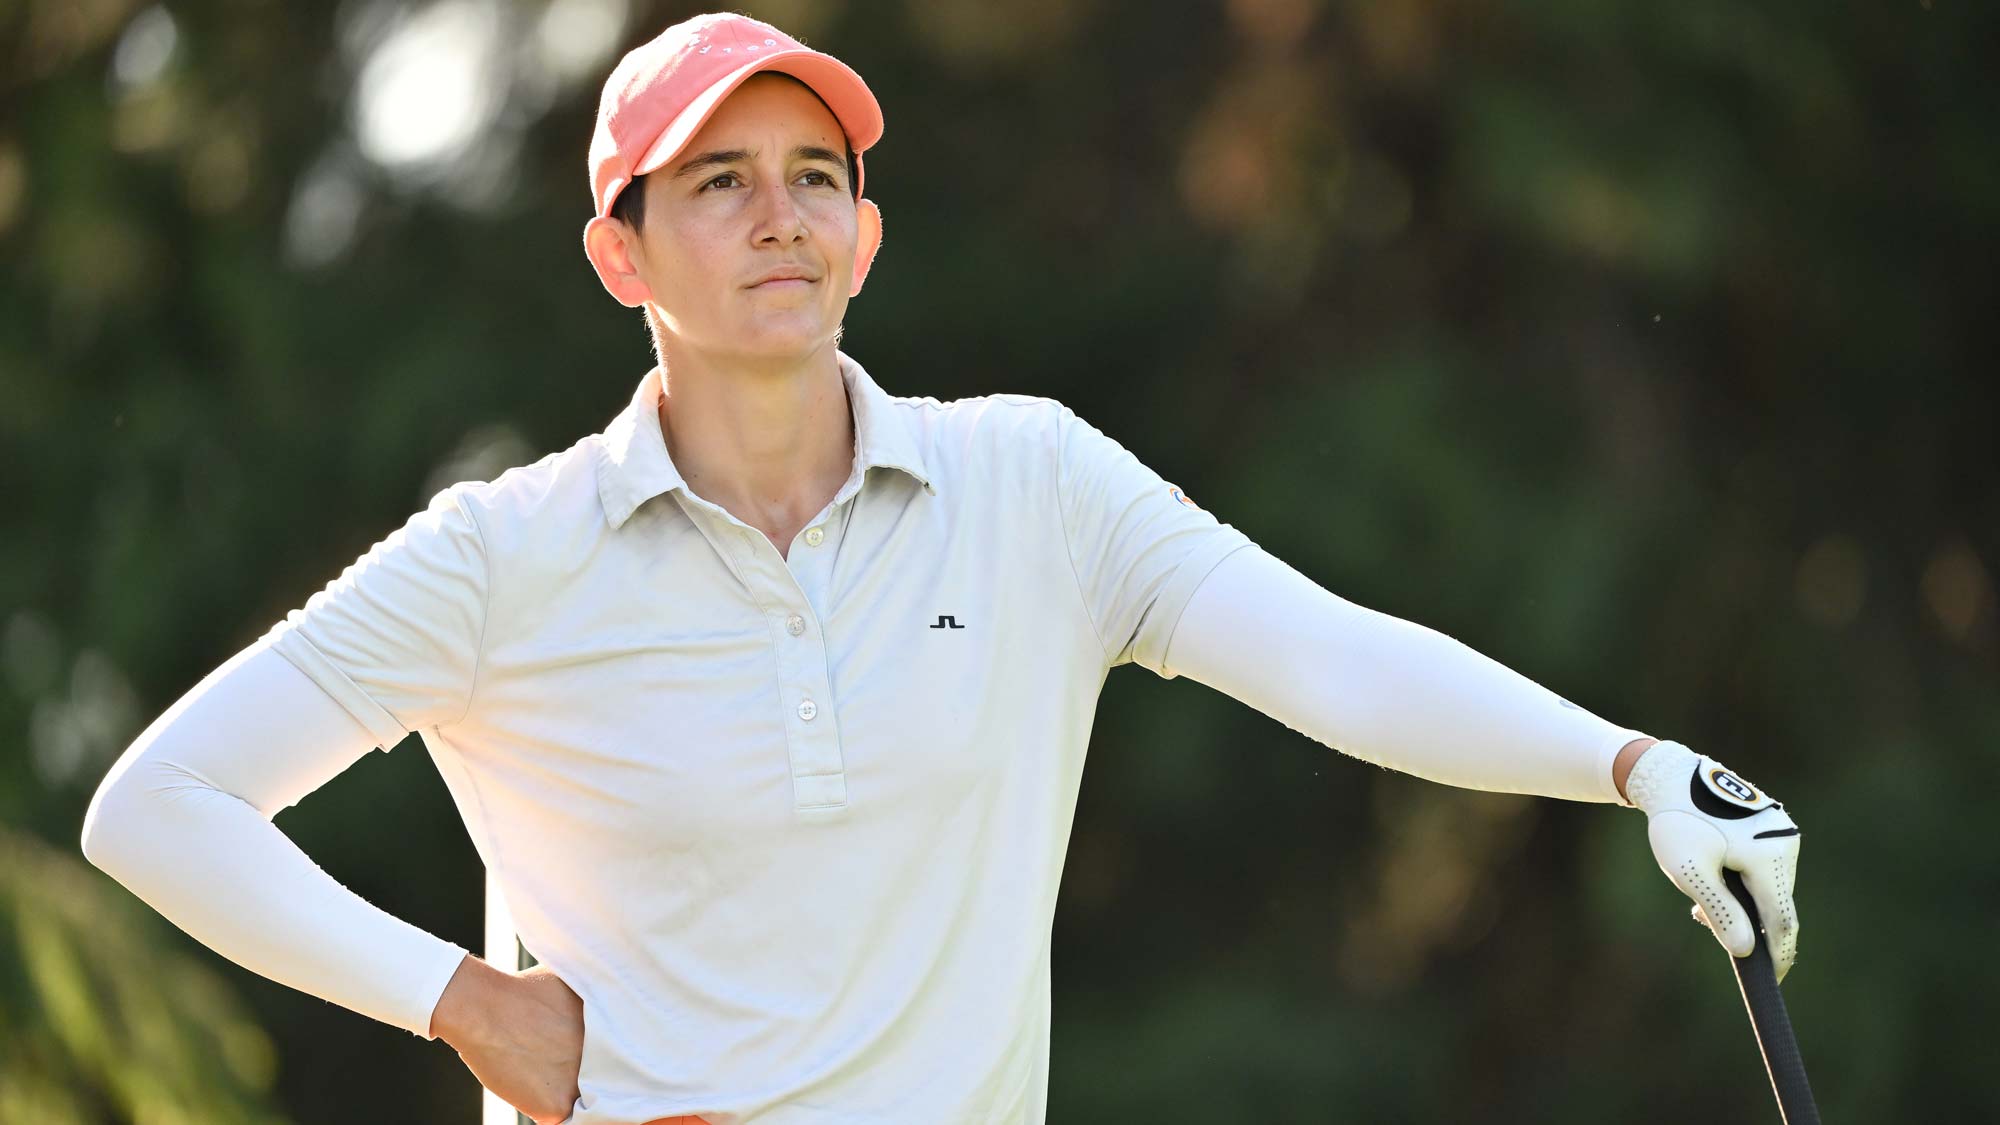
[1687,763,1768,819]
[1710,769,1759,804]
[1168,485,1199,510]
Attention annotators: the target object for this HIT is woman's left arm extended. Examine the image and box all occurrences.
[1160,545,1803,980]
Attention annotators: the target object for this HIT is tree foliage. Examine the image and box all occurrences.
[0,828,287,1124]
[3,0,1993,1120]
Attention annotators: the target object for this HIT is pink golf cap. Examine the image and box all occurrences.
[588,12,884,219]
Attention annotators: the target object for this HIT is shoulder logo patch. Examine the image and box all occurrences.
[1168,485,1199,509]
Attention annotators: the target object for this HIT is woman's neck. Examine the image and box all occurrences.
[654,341,855,552]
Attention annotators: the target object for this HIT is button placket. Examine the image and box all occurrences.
[785,500,849,623]
[736,558,844,809]
[692,497,847,809]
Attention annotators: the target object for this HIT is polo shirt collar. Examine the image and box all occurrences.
[596,350,934,530]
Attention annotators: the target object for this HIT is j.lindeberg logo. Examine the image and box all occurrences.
[930,615,964,629]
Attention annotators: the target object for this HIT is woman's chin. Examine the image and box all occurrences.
[687,325,837,368]
[731,319,835,356]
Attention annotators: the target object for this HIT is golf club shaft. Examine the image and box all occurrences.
[1721,869,1820,1124]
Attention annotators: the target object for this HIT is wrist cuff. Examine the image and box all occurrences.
[1625,739,1700,813]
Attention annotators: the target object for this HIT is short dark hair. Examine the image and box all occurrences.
[611,74,860,233]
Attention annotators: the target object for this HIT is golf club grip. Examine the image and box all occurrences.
[1721,869,1820,1125]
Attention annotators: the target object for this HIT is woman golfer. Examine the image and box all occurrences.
[82,12,1803,1125]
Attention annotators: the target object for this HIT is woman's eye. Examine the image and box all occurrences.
[701,169,837,191]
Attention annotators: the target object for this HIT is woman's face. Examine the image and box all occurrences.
[587,73,880,369]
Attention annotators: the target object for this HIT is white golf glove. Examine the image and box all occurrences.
[1625,740,1802,982]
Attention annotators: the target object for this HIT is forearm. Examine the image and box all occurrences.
[1162,546,1652,803]
[80,641,470,1039]
[429,949,510,1044]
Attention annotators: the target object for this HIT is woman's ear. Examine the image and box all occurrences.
[849,198,882,298]
[583,215,653,308]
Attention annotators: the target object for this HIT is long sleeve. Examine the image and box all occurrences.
[79,638,472,1040]
[1159,544,1649,804]
[1053,404,1253,671]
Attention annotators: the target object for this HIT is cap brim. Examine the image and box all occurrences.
[632,50,883,182]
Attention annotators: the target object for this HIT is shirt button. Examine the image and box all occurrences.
[786,614,805,636]
[797,699,818,721]
[803,526,825,547]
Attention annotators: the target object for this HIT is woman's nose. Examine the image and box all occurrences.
[756,183,804,241]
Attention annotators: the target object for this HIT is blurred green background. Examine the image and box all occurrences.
[4,0,1993,1120]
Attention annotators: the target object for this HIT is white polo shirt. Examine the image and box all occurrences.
[265,350,1255,1124]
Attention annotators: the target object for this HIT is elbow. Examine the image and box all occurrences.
[80,751,253,880]
[78,752,185,877]
[79,768,136,875]
[81,714,171,874]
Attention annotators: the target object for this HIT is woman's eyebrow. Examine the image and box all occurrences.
[670,144,846,181]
